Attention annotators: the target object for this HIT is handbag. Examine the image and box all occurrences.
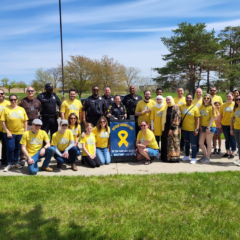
[179,105,195,128]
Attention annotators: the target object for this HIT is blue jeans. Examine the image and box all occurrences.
[27,147,55,175]
[53,146,78,164]
[182,130,198,158]
[96,147,111,164]
[4,133,22,164]
[222,125,236,151]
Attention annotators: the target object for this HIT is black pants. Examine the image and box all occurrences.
[83,156,101,168]
[41,117,58,139]
[86,117,101,127]
[155,136,160,143]
[180,134,184,149]
[0,131,7,164]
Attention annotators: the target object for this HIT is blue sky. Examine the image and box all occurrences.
[1,0,240,84]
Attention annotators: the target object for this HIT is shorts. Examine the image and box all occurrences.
[201,126,216,133]
[147,148,159,157]
[215,128,221,136]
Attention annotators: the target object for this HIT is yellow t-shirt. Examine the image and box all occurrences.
[180,104,200,131]
[211,95,223,105]
[219,102,234,126]
[80,133,96,156]
[192,98,202,109]
[231,107,240,130]
[137,129,159,149]
[0,100,10,132]
[20,130,49,157]
[199,105,217,127]
[51,129,74,152]
[69,124,81,142]
[92,126,110,148]
[60,99,83,119]
[150,105,165,136]
[0,106,28,135]
[135,99,155,126]
[174,97,186,106]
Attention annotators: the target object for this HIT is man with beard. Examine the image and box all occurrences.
[135,90,155,130]
[102,87,114,110]
[210,86,223,105]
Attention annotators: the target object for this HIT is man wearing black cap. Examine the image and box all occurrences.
[37,83,61,138]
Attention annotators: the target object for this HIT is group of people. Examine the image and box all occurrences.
[0,83,240,175]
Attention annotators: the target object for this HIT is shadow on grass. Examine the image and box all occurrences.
[0,205,105,240]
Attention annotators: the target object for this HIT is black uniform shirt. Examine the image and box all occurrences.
[37,92,61,115]
[102,95,115,109]
[108,103,126,119]
[122,94,142,118]
[83,95,107,119]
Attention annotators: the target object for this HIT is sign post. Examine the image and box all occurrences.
[110,117,136,162]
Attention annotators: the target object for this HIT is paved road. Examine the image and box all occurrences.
[0,140,239,176]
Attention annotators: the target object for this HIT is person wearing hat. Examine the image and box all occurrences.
[37,83,61,139]
[20,119,55,175]
[50,119,78,171]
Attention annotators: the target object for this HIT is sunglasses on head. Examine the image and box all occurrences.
[204,97,210,100]
[27,90,34,93]
[62,124,68,127]
[10,99,17,102]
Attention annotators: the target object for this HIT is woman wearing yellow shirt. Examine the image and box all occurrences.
[219,92,236,158]
[136,121,159,165]
[179,94,200,164]
[150,95,165,157]
[80,122,101,168]
[51,119,78,171]
[231,96,240,165]
[199,94,217,163]
[1,94,28,171]
[68,113,81,157]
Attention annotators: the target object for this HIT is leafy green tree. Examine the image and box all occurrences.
[18,81,28,93]
[1,78,9,89]
[31,80,42,93]
[35,68,53,92]
[153,22,219,94]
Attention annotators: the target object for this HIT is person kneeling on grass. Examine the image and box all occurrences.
[80,122,102,168]
[136,121,159,165]
[20,119,55,175]
[50,119,78,171]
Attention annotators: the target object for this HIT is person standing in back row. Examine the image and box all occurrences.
[19,86,42,165]
[210,86,223,105]
[37,83,61,139]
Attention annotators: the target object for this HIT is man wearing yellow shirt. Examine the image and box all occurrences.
[135,90,155,128]
[50,119,78,171]
[180,94,200,164]
[60,89,83,122]
[192,88,203,108]
[0,89,10,165]
[152,88,167,104]
[210,87,223,105]
[21,119,55,175]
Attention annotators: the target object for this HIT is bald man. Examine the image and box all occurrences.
[192,88,203,108]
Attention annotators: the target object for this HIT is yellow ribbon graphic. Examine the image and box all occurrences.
[118,130,129,147]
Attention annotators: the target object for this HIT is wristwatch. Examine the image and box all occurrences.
[195,129,199,132]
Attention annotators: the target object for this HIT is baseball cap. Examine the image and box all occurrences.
[45,83,53,89]
[60,119,68,125]
[32,119,43,125]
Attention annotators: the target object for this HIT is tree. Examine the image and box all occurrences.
[64,55,94,98]
[31,79,42,93]
[124,67,141,89]
[153,22,219,95]
[1,78,9,89]
[18,81,28,93]
[218,26,240,91]
[47,68,61,89]
[6,81,18,93]
[35,68,53,92]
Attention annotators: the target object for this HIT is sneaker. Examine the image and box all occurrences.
[217,149,221,154]
[20,160,25,166]
[213,149,217,154]
[190,158,197,164]
[222,153,230,158]
[233,159,240,166]
[182,156,191,161]
[14,163,23,169]
[229,155,235,159]
[200,156,210,163]
[57,163,63,168]
[3,164,14,172]
[41,166,53,172]
[156,152,161,160]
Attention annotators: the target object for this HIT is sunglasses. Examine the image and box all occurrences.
[210,90,216,92]
[34,124,41,127]
[100,121,106,123]
[93,89,99,91]
[70,118,76,120]
[27,90,34,93]
[204,97,210,100]
[62,124,68,127]
[141,125,146,127]
[236,99,240,101]
[0,93,4,95]
[10,99,17,102]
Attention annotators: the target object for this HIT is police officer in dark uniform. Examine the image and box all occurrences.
[102,87,114,109]
[82,86,107,126]
[107,95,127,120]
[19,86,42,164]
[122,85,142,135]
[37,83,61,138]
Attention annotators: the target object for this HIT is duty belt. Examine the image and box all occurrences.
[41,114,56,118]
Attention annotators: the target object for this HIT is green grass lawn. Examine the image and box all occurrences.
[0,172,240,239]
